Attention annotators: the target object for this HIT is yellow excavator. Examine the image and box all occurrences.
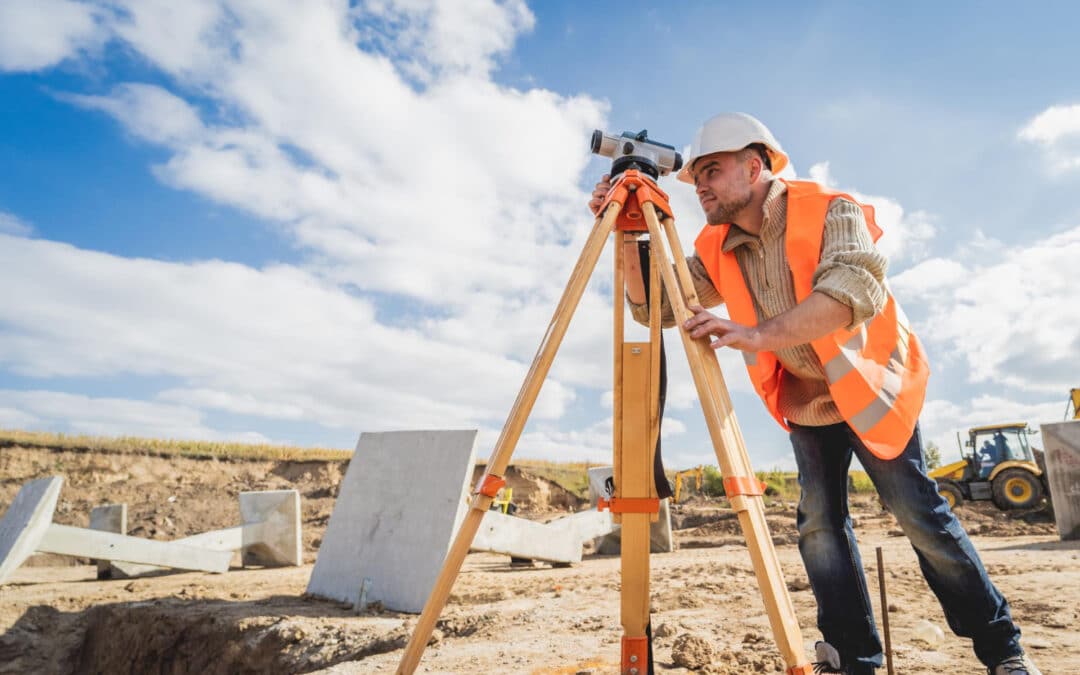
[1067,388,1080,420]
[930,422,1048,510]
[672,466,704,503]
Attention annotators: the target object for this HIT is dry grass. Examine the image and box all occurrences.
[2,428,881,499]
[0,428,352,462]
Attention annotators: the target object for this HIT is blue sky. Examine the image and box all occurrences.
[1,1,1078,470]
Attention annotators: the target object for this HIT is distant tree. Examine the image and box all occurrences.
[924,441,942,470]
[701,465,726,497]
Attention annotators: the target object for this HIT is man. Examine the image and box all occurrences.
[588,112,1039,675]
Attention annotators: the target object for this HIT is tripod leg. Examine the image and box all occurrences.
[613,233,660,675]
[642,204,812,674]
[616,343,655,675]
[395,204,620,675]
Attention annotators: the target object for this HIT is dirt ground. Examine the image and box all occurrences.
[1,446,1077,674]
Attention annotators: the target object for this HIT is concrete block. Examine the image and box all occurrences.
[240,489,302,566]
[546,508,618,543]
[1041,420,1080,540]
[306,430,478,613]
[470,508,617,564]
[0,476,63,585]
[89,504,127,579]
[587,466,674,554]
[109,489,302,578]
[472,511,582,563]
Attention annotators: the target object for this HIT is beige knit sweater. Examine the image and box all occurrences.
[628,179,888,426]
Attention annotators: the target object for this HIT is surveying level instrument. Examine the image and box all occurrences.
[397,130,815,675]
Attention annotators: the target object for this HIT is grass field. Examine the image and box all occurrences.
[0,428,353,462]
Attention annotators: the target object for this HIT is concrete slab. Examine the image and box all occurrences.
[587,466,674,554]
[306,430,478,613]
[1040,420,1080,540]
[0,476,63,585]
[37,524,231,573]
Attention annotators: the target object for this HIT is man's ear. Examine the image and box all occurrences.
[748,155,764,184]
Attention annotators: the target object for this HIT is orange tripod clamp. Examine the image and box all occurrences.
[474,473,506,498]
[598,169,673,233]
[597,496,660,514]
[723,476,767,498]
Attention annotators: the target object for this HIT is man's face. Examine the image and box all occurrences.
[691,151,753,225]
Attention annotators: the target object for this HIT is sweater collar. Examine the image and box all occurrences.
[722,179,787,253]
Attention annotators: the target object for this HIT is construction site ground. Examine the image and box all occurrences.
[1,445,1077,674]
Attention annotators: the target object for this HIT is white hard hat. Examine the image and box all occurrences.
[676,112,788,184]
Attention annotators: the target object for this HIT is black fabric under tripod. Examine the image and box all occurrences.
[640,239,674,500]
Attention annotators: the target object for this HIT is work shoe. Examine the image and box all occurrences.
[813,641,844,673]
[813,641,876,675]
[989,654,1042,675]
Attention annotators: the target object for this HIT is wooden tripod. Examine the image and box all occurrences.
[396,170,814,675]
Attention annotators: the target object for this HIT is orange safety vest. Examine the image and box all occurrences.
[694,179,930,460]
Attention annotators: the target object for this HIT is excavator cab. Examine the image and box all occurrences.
[970,425,1033,477]
[930,422,1047,510]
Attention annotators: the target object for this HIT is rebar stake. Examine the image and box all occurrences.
[876,546,895,675]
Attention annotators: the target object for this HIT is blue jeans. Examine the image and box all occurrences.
[790,422,1021,672]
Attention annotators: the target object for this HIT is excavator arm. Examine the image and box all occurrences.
[1069,388,1080,420]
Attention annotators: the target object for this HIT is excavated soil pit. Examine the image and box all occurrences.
[0,594,500,675]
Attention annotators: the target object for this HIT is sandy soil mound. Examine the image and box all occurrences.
[470,464,587,514]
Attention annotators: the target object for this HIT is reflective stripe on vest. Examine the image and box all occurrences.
[693,179,929,460]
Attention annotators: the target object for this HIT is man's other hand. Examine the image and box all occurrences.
[683,305,763,352]
[587,174,612,215]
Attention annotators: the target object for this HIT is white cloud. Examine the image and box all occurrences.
[807,162,936,266]
[0,389,275,442]
[0,211,33,237]
[0,405,40,430]
[1018,103,1080,173]
[1018,103,1080,145]
[892,225,1080,395]
[0,1,637,462]
[0,234,576,436]
[0,0,107,71]
[45,2,607,314]
[0,2,771,464]
[357,0,535,81]
[62,84,205,147]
